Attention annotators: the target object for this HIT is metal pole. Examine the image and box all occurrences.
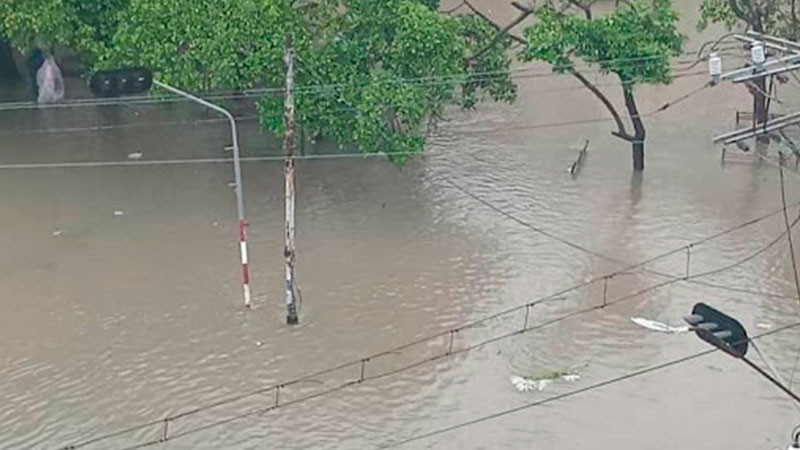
[741,356,800,404]
[751,341,800,414]
[152,80,252,307]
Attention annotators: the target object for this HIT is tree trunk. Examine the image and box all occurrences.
[632,140,645,172]
[284,34,299,326]
[622,85,646,171]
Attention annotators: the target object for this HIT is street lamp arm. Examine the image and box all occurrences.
[150,80,251,307]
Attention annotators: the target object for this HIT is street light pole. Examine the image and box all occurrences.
[152,80,253,308]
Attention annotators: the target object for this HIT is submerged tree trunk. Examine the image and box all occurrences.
[284,34,299,326]
[632,141,645,172]
[622,85,646,171]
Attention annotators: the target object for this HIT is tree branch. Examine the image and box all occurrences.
[565,0,592,20]
[727,0,752,24]
[510,1,533,14]
[443,0,467,14]
[467,4,534,61]
[568,68,633,141]
[464,0,526,44]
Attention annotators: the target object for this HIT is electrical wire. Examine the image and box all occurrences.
[34,37,787,450]
[0,50,714,113]
[0,71,707,137]
[443,177,800,301]
[779,157,800,305]
[55,202,800,450]
[1,72,711,164]
[373,321,800,450]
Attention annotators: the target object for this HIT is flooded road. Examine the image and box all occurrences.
[3,1,800,449]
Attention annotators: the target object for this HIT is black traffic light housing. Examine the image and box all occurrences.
[90,67,153,97]
[684,302,749,358]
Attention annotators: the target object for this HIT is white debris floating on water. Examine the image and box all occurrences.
[630,317,690,334]
[510,365,585,392]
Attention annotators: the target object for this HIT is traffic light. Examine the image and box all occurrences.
[684,303,749,358]
[89,67,153,97]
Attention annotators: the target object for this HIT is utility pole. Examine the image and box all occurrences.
[712,32,800,151]
[283,34,299,325]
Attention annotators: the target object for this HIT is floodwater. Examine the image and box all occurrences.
[3,1,800,449]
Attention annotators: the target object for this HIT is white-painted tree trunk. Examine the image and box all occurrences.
[284,34,299,325]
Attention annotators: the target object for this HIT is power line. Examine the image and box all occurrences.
[0,51,712,113]
[779,157,800,306]
[442,157,799,302]
[0,71,707,137]
[0,72,712,167]
[373,321,800,449]
[55,204,799,450]
[44,53,768,450]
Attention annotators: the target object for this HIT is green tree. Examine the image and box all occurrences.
[0,0,514,162]
[698,0,800,132]
[97,0,294,90]
[520,0,685,171]
[253,0,515,163]
[84,0,514,163]
[0,0,128,62]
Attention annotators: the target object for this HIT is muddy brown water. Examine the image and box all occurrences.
[3,1,800,449]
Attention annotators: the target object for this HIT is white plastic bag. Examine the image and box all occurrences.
[36,56,64,104]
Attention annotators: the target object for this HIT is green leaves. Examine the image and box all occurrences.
[697,0,738,31]
[699,0,800,39]
[98,0,296,91]
[521,0,685,85]
[0,0,125,62]
[257,0,512,165]
[0,0,516,166]
[458,14,517,109]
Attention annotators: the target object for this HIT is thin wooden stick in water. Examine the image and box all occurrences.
[568,140,590,175]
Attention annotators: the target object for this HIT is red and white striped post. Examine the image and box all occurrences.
[151,81,252,308]
[239,219,252,308]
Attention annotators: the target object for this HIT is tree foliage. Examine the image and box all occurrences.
[520,0,685,85]
[698,0,800,38]
[97,0,295,90]
[457,14,517,109]
[255,0,515,164]
[0,0,515,165]
[0,0,127,60]
[518,0,684,170]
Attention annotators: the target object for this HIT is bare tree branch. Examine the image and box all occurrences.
[727,0,752,24]
[467,5,534,61]
[565,0,592,20]
[568,68,633,141]
[467,0,631,140]
[464,0,527,44]
[511,1,533,14]
[443,0,467,14]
